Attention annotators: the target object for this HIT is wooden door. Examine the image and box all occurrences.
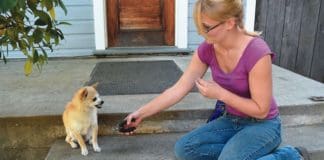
[107,0,174,47]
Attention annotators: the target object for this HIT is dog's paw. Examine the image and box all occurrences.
[71,142,78,149]
[93,146,101,152]
[81,148,89,156]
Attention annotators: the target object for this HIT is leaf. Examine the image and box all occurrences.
[27,36,34,45]
[39,45,47,56]
[49,29,58,39]
[38,55,45,66]
[58,0,67,15]
[54,37,59,45]
[18,40,26,50]
[6,29,18,41]
[16,0,26,10]
[34,18,47,26]
[44,31,51,43]
[22,39,29,49]
[32,49,39,63]
[44,0,53,11]
[24,26,33,33]
[47,43,53,52]
[56,29,64,39]
[0,0,18,13]
[27,0,36,11]
[35,10,51,24]
[0,28,6,36]
[58,21,71,25]
[24,58,33,76]
[10,41,17,49]
[21,48,28,55]
[49,7,56,20]
[33,28,43,43]
[0,35,9,44]
[41,45,48,59]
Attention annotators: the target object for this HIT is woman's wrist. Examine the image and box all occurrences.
[219,88,230,102]
[135,108,147,120]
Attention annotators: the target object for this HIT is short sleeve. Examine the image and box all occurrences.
[244,38,275,72]
[197,41,213,65]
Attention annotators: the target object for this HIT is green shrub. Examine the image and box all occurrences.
[0,0,70,76]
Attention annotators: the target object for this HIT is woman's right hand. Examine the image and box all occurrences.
[124,110,143,135]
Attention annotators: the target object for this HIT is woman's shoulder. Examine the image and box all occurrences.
[243,37,275,72]
[198,41,213,52]
[247,37,271,52]
[197,41,213,64]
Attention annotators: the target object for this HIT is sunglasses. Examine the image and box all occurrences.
[203,22,224,33]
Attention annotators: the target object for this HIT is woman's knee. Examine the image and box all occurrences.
[174,137,188,160]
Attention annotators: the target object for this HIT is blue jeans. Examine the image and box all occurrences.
[174,114,302,160]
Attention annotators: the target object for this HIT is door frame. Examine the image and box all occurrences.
[93,0,188,50]
[93,0,256,50]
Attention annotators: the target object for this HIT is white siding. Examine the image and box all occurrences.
[188,0,204,50]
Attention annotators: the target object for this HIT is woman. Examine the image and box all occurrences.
[124,0,309,159]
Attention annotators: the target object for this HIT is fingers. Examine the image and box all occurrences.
[124,131,134,136]
[195,79,201,88]
[122,113,141,135]
[195,81,202,92]
[195,78,206,93]
[126,116,132,125]
[196,78,210,88]
[196,78,216,88]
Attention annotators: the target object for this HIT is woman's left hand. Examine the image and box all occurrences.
[195,78,227,100]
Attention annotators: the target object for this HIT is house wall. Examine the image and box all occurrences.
[188,0,204,50]
[255,0,324,83]
[5,0,252,58]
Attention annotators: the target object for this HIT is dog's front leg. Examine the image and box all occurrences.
[91,124,101,152]
[73,132,88,156]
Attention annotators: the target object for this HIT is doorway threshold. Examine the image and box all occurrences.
[93,46,193,56]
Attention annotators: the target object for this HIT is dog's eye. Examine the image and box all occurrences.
[93,97,97,101]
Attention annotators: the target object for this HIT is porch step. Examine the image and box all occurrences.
[2,102,324,160]
[46,123,324,160]
[93,46,193,56]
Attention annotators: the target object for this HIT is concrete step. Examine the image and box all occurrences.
[2,103,324,160]
[46,123,324,160]
[93,46,193,56]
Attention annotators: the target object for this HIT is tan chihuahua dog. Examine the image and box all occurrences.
[62,83,104,156]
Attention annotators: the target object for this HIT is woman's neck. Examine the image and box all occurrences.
[215,28,248,52]
[214,29,253,55]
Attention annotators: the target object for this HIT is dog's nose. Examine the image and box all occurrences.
[100,101,104,105]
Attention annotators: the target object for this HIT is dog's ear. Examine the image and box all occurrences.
[91,82,99,89]
[80,88,88,100]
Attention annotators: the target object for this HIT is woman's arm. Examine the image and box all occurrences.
[222,55,273,119]
[195,54,273,119]
[137,52,208,119]
[127,52,208,124]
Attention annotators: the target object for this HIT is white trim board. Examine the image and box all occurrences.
[93,0,107,50]
[93,0,188,50]
[244,0,256,32]
[175,0,188,48]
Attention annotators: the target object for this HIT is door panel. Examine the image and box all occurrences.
[107,0,174,47]
[119,0,162,30]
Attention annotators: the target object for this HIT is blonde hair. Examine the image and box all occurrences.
[193,0,260,37]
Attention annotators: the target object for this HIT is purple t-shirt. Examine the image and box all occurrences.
[198,37,279,119]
